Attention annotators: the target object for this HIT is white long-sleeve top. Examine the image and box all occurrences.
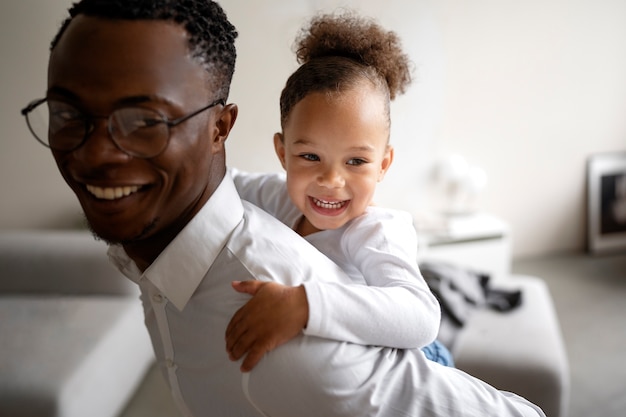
[230,168,440,349]
[109,173,545,417]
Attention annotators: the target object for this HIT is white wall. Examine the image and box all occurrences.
[433,0,626,257]
[2,0,625,259]
[1,0,82,228]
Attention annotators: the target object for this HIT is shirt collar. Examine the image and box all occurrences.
[109,172,244,311]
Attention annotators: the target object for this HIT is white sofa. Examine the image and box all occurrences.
[0,230,569,417]
[452,275,570,417]
[0,230,154,417]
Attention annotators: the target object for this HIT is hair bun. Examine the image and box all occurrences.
[294,12,412,99]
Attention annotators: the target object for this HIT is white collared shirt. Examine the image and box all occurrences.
[109,173,545,417]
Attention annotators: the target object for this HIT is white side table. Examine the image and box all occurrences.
[415,213,511,280]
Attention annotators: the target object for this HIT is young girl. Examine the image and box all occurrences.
[226,12,451,372]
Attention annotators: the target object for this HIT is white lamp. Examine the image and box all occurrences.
[435,154,487,215]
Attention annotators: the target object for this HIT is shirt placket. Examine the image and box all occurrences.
[149,288,194,417]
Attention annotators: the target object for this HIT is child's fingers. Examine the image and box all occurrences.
[240,346,267,372]
[225,307,244,348]
[231,280,265,295]
[225,304,255,356]
[226,320,252,357]
[228,329,254,361]
[225,294,258,347]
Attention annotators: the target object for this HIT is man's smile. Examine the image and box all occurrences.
[86,184,141,200]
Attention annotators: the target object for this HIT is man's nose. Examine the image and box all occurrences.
[72,120,130,165]
[317,166,345,188]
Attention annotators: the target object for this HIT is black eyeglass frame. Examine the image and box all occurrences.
[20,97,226,158]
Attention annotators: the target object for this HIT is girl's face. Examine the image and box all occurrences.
[275,85,393,236]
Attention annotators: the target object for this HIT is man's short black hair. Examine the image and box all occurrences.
[51,0,238,100]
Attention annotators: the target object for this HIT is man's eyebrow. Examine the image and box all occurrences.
[46,87,170,107]
[46,86,78,100]
[115,95,163,106]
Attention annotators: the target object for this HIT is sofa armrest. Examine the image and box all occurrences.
[0,230,137,296]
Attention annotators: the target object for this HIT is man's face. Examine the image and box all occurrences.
[47,16,227,247]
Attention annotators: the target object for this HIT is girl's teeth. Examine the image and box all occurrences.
[86,185,140,200]
[314,198,345,209]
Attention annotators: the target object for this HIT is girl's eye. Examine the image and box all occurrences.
[347,158,367,166]
[299,153,320,162]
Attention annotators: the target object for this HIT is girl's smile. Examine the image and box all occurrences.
[309,196,350,215]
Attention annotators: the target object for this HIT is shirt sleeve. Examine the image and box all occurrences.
[229,167,298,226]
[303,209,441,349]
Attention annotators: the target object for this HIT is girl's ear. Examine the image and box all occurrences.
[273,132,287,169]
[211,103,238,153]
[378,145,394,182]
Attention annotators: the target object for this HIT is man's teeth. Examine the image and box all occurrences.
[313,198,346,209]
[86,185,140,200]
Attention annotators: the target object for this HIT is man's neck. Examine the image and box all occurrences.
[122,223,182,272]
[123,169,227,272]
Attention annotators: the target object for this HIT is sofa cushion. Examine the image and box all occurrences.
[0,295,154,417]
[0,230,137,296]
[453,276,570,417]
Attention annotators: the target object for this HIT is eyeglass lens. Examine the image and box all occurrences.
[25,100,169,158]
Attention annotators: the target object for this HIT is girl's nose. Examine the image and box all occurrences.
[317,166,345,188]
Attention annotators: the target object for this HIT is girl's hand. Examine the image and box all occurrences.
[225,280,309,372]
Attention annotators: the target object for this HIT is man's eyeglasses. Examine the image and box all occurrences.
[20,98,225,158]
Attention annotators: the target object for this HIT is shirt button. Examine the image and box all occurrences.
[152,293,165,303]
[166,359,175,368]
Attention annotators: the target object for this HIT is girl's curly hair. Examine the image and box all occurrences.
[280,12,413,126]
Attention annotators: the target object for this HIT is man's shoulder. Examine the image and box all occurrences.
[240,199,299,236]
[228,201,351,286]
[239,200,317,247]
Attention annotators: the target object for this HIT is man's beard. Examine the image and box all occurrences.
[83,214,158,246]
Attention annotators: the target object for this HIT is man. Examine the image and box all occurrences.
[21,1,545,416]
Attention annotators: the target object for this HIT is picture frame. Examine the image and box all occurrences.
[586,151,626,254]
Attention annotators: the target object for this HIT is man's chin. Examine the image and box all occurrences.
[84,219,120,246]
[83,214,158,246]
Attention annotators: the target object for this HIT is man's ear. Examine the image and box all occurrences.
[273,132,287,169]
[378,145,394,182]
[211,103,238,153]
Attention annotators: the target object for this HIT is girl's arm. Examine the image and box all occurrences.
[227,168,440,368]
[303,208,440,349]
[229,167,299,226]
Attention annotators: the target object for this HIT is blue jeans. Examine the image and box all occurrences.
[421,340,454,367]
